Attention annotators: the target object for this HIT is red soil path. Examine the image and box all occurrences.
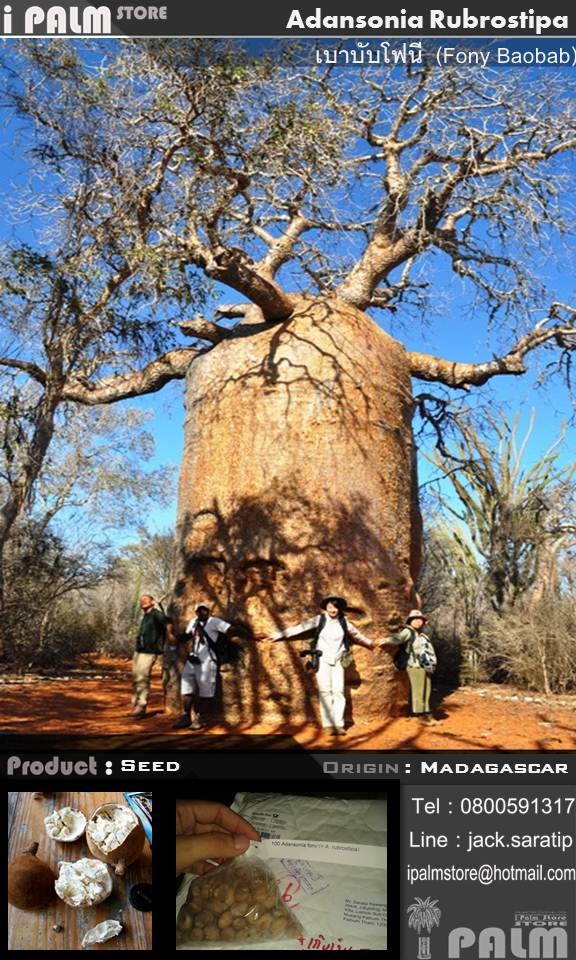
[1,657,574,751]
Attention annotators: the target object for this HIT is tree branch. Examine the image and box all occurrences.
[335,117,576,312]
[408,313,576,388]
[206,251,295,320]
[0,357,47,385]
[215,304,248,318]
[177,315,230,343]
[61,347,200,405]
[255,211,310,280]
[170,226,294,321]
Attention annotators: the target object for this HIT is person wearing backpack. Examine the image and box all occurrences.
[173,603,236,730]
[381,609,437,720]
[270,595,380,735]
[132,594,176,719]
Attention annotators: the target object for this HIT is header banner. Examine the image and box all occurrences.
[1,749,574,781]
[0,3,572,38]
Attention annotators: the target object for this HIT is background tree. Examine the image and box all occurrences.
[104,528,176,655]
[2,41,576,720]
[430,411,575,615]
[425,410,576,693]
[32,406,175,535]
[418,519,485,684]
[2,518,112,670]
[0,399,175,667]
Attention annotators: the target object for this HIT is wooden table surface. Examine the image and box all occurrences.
[8,792,152,951]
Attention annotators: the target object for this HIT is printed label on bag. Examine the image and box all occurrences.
[245,809,293,838]
[338,893,387,930]
[250,837,384,869]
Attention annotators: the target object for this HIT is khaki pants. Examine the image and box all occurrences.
[132,652,161,712]
[406,665,432,715]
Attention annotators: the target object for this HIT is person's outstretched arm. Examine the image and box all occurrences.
[379,626,413,647]
[270,616,318,640]
[347,621,375,649]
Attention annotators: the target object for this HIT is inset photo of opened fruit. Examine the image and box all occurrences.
[7,792,153,951]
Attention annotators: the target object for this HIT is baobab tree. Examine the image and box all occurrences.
[2,40,576,721]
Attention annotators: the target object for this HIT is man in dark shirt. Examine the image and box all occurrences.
[132,594,176,719]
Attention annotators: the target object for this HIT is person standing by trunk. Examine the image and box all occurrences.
[132,594,176,720]
[173,604,235,730]
[381,609,437,721]
[271,595,378,735]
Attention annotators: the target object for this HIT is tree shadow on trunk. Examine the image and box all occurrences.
[173,483,407,728]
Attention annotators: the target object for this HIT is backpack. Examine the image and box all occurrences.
[195,621,243,667]
[214,631,243,666]
[417,636,437,674]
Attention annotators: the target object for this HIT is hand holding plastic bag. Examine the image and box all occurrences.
[176,800,260,876]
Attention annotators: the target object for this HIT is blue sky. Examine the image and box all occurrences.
[1,39,575,547]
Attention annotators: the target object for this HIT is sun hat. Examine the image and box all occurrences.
[406,608,427,624]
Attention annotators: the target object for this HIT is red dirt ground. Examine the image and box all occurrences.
[1,656,574,750]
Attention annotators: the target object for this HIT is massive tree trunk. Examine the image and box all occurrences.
[173,296,420,725]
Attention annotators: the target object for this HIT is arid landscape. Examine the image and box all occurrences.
[1,657,574,751]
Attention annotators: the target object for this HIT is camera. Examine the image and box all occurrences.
[299,648,323,672]
[187,653,201,665]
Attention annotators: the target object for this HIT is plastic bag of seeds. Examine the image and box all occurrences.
[176,854,303,947]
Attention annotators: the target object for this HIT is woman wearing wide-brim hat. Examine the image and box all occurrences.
[270,595,378,735]
[380,609,438,721]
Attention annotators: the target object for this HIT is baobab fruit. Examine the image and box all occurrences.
[8,841,56,909]
[55,858,113,907]
[81,919,123,947]
[86,802,145,876]
[44,806,86,842]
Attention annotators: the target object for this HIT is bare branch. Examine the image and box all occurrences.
[62,347,200,405]
[335,72,576,310]
[255,212,310,280]
[167,227,294,321]
[0,357,47,385]
[177,315,230,343]
[215,304,248,318]
[408,312,576,389]
[205,250,295,320]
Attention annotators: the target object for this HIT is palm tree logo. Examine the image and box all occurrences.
[407,896,442,960]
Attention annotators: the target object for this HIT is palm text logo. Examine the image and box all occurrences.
[448,926,568,959]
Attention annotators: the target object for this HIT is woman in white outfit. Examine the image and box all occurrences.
[271,595,379,734]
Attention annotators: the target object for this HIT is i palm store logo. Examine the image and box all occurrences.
[407,897,442,959]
